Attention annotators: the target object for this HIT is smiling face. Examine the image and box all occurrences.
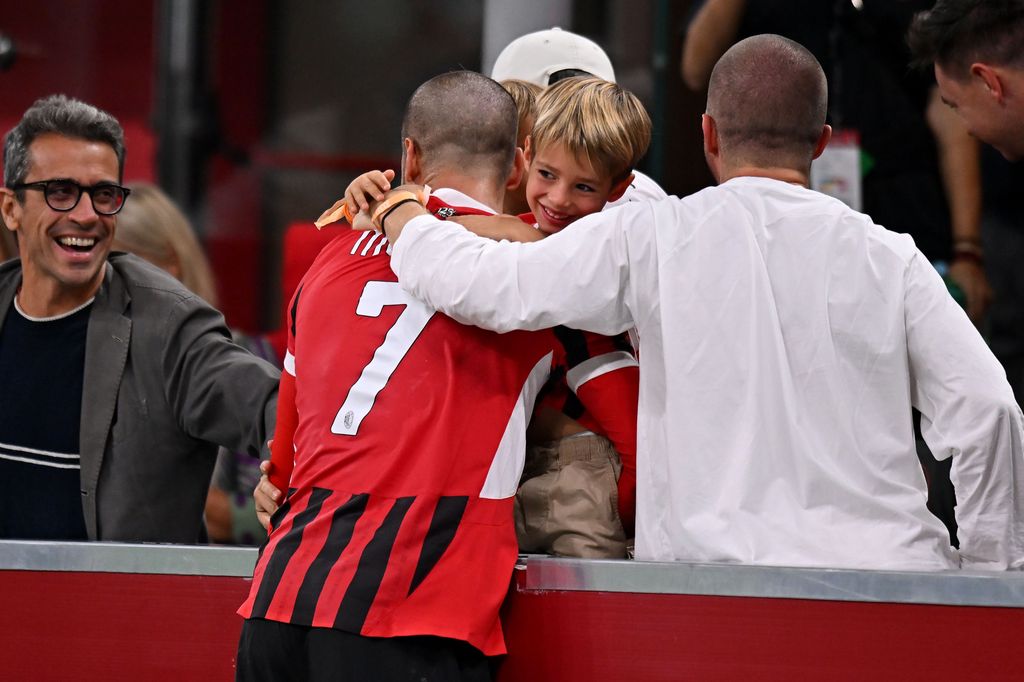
[0,133,119,315]
[934,62,1024,161]
[526,141,618,235]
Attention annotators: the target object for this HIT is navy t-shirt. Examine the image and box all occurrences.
[0,298,91,539]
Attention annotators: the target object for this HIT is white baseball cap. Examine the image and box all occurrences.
[491,27,616,87]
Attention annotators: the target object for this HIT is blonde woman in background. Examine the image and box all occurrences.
[115,182,274,544]
[114,183,218,306]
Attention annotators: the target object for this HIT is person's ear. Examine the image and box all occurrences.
[702,113,725,181]
[608,172,634,203]
[523,135,533,166]
[701,113,719,157]
[506,146,527,193]
[0,188,21,234]
[812,124,832,160]
[402,137,421,184]
[971,63,1005,103]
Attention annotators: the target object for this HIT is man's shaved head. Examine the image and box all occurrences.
[401,70,519,184]
[707,35,827,170]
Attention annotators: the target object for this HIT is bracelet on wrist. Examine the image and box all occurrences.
[952,250,984,267]
[370,187,430,232]
[951,240,984,266]
[377,198,422,232]
[953,237,982,246]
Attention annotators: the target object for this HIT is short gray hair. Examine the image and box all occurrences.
[3,94,126,189]
[707,35,827,170]
[401,71,518,184]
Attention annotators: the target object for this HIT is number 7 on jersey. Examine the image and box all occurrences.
[331,281,435,435]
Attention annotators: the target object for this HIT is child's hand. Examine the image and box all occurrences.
[346,169,396,215]
[314,169,397,231]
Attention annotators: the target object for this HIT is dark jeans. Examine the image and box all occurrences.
[236,618,494,682]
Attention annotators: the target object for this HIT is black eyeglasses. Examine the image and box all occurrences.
[11,179,131,216]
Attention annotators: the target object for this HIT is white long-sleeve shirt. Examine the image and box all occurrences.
[391,176,1024,571]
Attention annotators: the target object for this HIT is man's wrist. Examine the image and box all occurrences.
[380,199,429,238]
[369,185,430,232]
[377,198,420,230]
[952,239,984,267]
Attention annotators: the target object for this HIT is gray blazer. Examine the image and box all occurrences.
[0,253,279,543]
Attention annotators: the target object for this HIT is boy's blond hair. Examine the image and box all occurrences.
[500,79,543,149]
[531,76,651,182]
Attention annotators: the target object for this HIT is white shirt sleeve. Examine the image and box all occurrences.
[905,252,1024,570]
[390,207,643,336]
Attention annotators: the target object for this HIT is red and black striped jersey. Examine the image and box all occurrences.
[239,190,554,655]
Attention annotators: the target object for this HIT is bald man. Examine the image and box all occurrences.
[371,35,1024,572]
[237,71,539,681]
[909,0,1024,162]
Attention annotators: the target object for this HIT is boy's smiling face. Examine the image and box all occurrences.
[526,142,618,235]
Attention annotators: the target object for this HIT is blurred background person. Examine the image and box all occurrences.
[115,182,273,544]
[908,0,1024,410]
[908,0,1024,162]
[114,182,217,305]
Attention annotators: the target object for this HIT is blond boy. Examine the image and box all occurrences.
[525,76,651,235]
[498,76,650,557]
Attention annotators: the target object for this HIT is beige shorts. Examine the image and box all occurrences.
[514,432,627,559]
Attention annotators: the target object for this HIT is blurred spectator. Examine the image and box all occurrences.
[115,182,274,544]
[908,0,1024,162]
[114,183,218,304]
[908,3,1024,417]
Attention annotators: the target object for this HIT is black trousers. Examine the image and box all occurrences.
[236,618,494,682]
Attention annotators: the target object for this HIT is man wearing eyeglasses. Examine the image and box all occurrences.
[0,94,279,543]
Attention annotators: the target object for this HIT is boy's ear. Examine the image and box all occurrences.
[607,172,634,203]
[506,146,527,193]
[523,135,533,165]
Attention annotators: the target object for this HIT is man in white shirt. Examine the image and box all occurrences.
[370,34,1024,572]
